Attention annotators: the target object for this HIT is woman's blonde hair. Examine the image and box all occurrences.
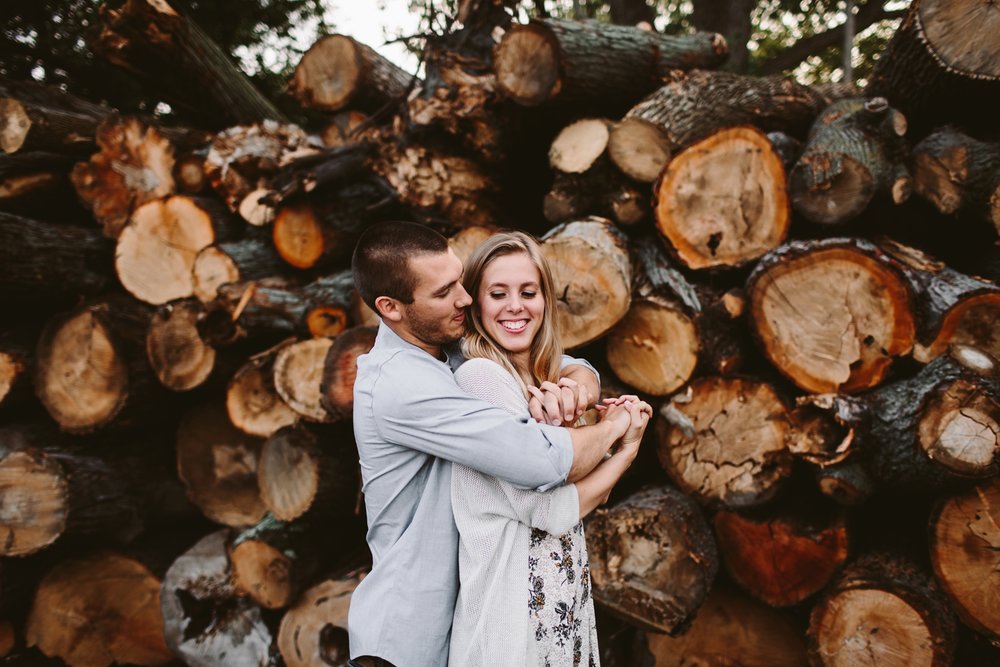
[462,231,563,392]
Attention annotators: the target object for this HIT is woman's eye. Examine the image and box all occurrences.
[522,291,537,299]
[490,292,506,299]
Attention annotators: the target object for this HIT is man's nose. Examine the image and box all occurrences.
[456,284,473,308]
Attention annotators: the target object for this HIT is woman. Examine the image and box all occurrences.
[449,231,651,667]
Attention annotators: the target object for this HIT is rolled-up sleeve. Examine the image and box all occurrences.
[370,350,573,491]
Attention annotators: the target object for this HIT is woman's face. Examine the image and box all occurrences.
[477,252,545,361]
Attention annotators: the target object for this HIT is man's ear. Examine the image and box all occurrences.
[374,296,403,322]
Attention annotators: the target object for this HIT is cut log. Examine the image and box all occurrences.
[0,335,30,411]
[161,530,276,666]
[320,326,378,421]
[448,225,496,265]
[0,151,76,213]
[0,93,102,155]
[274,338,336,423]
[290,35,413,112]
[320,111,371,147]
[227,346,300,439]
[0,424,144,556]
[0,211,112,297]
[115,195,236,305]
[867,0,1000,136]
[911,127,1000,237]
[790,97,910,225]
[746,238,915,394]
[877,238,1000,364]
[807,553,957,667]
[145,299,216,391]
[609,70,828,183]
[277,569,367,667]
[585,485,718,634]
[653,125,789,270]
[714,505,850,607]
[70,116,176,239]
[191,236,287,303]
[494,19,727,108]
[35,298,158,433]
[644,585,807,667]
[654,377,793,508]
[549,118,616,174]
[930,477,1000,641]
[173,148,209,195]
[92,0,286,127]
[540,217,632,349]
[175,402,267,527]
[25,552,173,666]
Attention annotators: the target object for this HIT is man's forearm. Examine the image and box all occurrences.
[566,420,618,482]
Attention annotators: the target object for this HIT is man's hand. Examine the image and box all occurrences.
[527,376,592,426]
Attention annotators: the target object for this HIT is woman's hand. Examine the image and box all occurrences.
[618,399,652,459]
[527,376,592,426]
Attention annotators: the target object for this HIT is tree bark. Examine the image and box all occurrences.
[691,0,755,73]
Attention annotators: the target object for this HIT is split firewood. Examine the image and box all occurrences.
[161,530,277,666]
[274,337,336,423]
[654,126,789,270]
[257,424,359,523]
[911,127,1000,237]
[70,116,176,238]
[191,235,288,303]
[585,485,718,635]
[790,97,910,225]
[929,477,1000,642]
[320,326,378,421]
[495,19,727,109]
[92,0,286,127]
[643,585,807,666]
[115,195,238,305]
[290,35,413,112]
[0,211,113,297]
[0,79,110,155]
[654,377,793,508]
[867,0,1000,136]
[540,217,631,350]
[714,505,850,607]
[877,238,1000,363]
[25,552,173,666]
[35,297,159,433]
[747,237,915,394]
[0,423,144,556]
[277,568,367,667]
[145,299,216,391]
[608,70,828,183]
[175,402,267,527]
[807,553,956,667]
[226,345,301,439]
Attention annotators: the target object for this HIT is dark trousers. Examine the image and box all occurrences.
[348,658,395,667]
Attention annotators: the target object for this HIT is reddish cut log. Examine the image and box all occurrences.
[278,569,366,667]
[35,298,158,433]
[930,477,1000,641]
[495,19,727,108]
[116,195,236,305]
[807,553,956,667]
[609,70,828,183]
[644,585,807,666]
[320,326,378,421]
[145,299,216,391]
[227,346,300,439]
[274,338,336,423]
[71,116,176,238]
[176,402,267,527]
[654,126,789,270]
[714,506,850,607]
[867,0,1000,136]
[790,97,910,225]
[92,0,286,127]
[585,485,718,634]
[0,211,113,297]
[747,238,915,394]
[540,217,631,350]
[161,530,276,666]
[191,236,286,303]
[290,35,413,112]
[26,552,173,666]
[655,377,792,508]
[911,127,1000,237]
[877,238,1000,364]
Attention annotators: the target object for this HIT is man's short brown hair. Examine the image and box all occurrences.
[352,221,450,312]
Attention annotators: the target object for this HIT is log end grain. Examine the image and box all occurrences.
[290,35,362,111]
[146,300,216,391]
[320,326,378,420]
[608,118,672,184]
[277,571,365,667]
[606,300,698,396]
[227,355,300,439]
[274,338,336,423]
[919,0,1000,79]
[549,118,612,173]
[0,449,67,557]
[494,23,561,107]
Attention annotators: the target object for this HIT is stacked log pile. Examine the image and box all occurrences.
[1,0,1000,665]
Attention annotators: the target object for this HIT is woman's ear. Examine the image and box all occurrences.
[374,296,403,322]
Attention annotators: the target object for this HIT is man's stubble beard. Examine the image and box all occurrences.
[403,305,464,348]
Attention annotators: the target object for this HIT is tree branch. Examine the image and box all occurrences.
[758,1,905,75]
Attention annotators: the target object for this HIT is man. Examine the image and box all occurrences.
[348,221,631,667]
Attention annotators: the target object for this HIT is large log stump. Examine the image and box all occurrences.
[585,485,718,634]
[277,568,366,667]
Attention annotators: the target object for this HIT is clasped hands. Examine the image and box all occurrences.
[527,379,651,449]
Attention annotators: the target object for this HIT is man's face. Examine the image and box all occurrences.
[397,249,472,353]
